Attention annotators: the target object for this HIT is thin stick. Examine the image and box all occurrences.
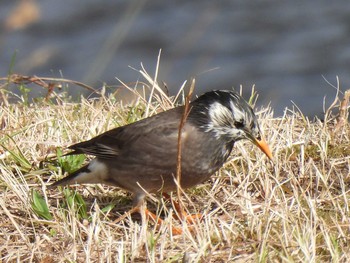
[334,89,350,133]
[1,74,99,94]
[175,78,195,220]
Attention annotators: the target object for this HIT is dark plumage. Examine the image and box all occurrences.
[51,90,272,207]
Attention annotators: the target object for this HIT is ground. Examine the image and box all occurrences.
[1,72,350,262]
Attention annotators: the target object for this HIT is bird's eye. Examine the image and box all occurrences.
[234,120,244,128]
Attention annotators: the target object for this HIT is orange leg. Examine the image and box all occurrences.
[113,205,183,235]
[113,193,204,235]
[143,208,182,235]
[162,193,203,224]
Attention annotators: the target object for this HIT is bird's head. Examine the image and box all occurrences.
[190,90,273,160]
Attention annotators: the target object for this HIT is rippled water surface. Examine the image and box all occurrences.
[1,1,350,116]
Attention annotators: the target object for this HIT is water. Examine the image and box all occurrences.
[1,0,350,116]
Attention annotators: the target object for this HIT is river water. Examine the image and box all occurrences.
[1,0,350,116]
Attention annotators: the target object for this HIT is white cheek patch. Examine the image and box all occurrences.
[230,101,245,123]
[208,102,234,127]
[206,102,240,139]
[205,101,249,140]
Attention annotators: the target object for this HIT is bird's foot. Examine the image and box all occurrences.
[113,193,203,235]
[143,208,183,235]
[113,206,183,235]
[162,193,203,224]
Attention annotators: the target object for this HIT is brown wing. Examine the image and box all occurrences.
[67,106,184,159]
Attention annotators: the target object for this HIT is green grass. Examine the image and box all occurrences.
[1,64,350,262]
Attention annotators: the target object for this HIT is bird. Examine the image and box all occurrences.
[51,90,272,226]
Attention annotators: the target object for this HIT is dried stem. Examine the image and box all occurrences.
[0,74,100,98]
[175,78,195,219]
[334,89,350,133]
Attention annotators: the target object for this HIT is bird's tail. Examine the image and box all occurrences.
[49,164,91,189]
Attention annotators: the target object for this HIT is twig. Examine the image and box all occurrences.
[334,89,350,133]
[0,74,100,98]
[323,76,340,128]
[175,78,195,219]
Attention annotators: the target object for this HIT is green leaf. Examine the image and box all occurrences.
[1,135,32,172]
[101,203,115,214]
[31,189,53,220]
[63,188,88,220]
[56,147,86,174]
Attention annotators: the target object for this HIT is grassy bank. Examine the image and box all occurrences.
[1,71,350,262]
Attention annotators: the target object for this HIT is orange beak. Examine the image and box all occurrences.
[254,138,273,160]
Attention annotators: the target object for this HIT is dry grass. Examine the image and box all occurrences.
[1,67,350,262]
